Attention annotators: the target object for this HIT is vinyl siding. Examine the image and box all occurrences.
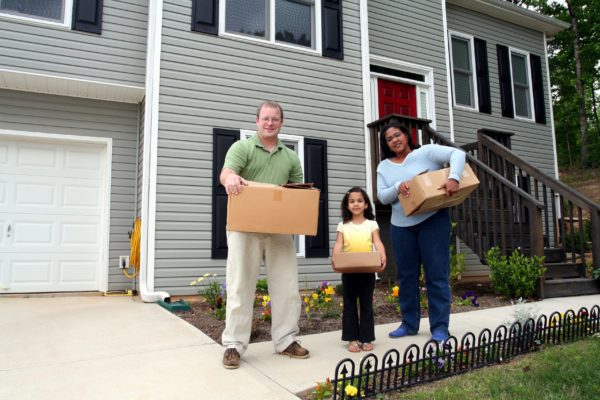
[368,0,451,136]
[447,4,555,176]
[0,89,139,291]
[0,0,147,86]
[154,0,366,294]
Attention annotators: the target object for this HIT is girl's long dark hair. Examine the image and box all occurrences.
[341,187,375,223]
[379,123,421,160]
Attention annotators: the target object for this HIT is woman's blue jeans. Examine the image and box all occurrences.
[390,210,451,334]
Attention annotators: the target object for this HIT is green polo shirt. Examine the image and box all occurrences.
[223,134,303,185]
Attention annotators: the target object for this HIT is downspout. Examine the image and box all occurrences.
[441,0,455,142]
[140,0,169,302]
[359,0,373,201]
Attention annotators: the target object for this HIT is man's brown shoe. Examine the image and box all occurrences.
[223,348,240,369]
[279,341,310,359]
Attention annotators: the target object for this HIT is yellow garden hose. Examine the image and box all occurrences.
[123,218,141,279]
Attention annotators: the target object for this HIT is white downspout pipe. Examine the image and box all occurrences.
[140,0,169,302]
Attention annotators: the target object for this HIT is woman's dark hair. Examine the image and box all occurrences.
[341,187,375,223]
[379,123,420,159]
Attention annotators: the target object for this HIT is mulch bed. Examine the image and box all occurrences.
[174,281,512,344]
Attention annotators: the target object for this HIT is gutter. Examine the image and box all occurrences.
[140,0,169,302]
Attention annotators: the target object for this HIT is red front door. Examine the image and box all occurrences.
[377,79,417,118]
[377,79,418,144]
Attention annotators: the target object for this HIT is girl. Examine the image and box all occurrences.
[332,187,386,352]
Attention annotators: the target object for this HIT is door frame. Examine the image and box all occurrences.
[0,129,112,292]
[370,55,437,131]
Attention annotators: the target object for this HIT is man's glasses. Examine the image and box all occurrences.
[385,131,403,143]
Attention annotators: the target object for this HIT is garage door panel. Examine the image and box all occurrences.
[0,136,107,293]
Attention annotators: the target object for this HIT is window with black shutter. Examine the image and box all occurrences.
[474,38,491,114]
[304,138,329,257]
[529,54,546,124]
[497,44,515,119]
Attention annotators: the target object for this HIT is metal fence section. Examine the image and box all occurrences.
[331,305,600,399]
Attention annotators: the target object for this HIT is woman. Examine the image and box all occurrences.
[376,123,466,342]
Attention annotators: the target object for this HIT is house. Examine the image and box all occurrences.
[0,0,574,300]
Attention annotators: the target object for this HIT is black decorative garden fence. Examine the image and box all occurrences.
[331,305,600,399]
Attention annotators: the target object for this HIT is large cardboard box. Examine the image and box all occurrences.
[332,252,381,273]
[227,182,320,235]
[399,164,479,216]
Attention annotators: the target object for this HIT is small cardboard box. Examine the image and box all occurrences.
[332,252,381,273]
[227,182,320,235]
[399,164,479,216]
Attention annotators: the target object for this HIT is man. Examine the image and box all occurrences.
[220,101,310,369]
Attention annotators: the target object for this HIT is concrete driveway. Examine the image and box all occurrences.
[1,293,599,399]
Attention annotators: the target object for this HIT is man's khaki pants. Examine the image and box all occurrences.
[222,231,301,355]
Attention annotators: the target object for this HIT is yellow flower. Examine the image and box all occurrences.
[392,285,399,297]
[324,297,332,303]
[262,295,270,302]
[304,297,309,303]
[325,286,335,295]
[312,293,319,300]
[345,384,358,397]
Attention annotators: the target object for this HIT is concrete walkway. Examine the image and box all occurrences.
[1,293,598,399]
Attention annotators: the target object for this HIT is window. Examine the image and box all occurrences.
[222,0,318,50]
[0,0,71,26]
[450,33,477,109]
[510,51,533,119]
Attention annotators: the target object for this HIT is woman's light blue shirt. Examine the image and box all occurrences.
[376,144,466,227]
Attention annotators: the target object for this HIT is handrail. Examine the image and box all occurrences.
[478,134,600,213]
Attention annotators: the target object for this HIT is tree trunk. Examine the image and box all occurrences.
[567,0,590,166]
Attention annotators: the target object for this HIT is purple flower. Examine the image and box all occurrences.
[436,357,445,368]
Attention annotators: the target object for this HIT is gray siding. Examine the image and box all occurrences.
[368,0,452,136]
[155,0,366,294]
[0,0,147,86]
[0,89,139,291]
[447,4,555,176]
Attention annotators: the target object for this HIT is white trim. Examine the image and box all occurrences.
[140,0,169,302]
[359,0,373,204]
[219,0,322,55]
[240,130,307,257]
[0,69,145,104]
[0,129,111,293]
[448,30,479,112]
[544,33,560,180]
[0,0,72,29]
[442,0,455,141]
[508,47,535,122]
[368,57,437,130]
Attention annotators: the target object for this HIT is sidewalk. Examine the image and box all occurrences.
[1,293,598,399]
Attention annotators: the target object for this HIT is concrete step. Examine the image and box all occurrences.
[543,277,600,298]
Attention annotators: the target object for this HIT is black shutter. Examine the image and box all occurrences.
[321,0,344,60]
[530,54,546,124]
[497,44,514,118]
[304,138,329,258]
[191,0,219,35]
[211,128,239,259]
[72,0,103,34]
[474,38,491,114]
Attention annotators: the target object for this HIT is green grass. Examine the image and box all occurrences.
[383,336,600,400]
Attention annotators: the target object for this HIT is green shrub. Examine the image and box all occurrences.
[450,223,466,288]
[486,247,546,299]
[256,278,269,294]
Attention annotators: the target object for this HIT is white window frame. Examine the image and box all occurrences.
[369,55,437,133]
[509,48,535,121]
[240,130,307,257]
[219,0,322,55]
[0,0,72,29]
[448,31,478,111]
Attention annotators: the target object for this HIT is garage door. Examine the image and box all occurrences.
[0,136,108,293]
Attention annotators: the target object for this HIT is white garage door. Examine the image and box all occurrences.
[0,136,108,293]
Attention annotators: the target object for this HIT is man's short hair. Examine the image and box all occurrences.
[256,101,284,120]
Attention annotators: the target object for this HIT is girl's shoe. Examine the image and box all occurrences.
[361,342,374,352]
[348,341,361,353]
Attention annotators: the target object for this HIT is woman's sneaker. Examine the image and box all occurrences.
[223,348,240,369]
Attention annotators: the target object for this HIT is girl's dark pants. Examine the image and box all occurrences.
[342,272,376,343]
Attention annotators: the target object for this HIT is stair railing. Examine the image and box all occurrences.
[474,132,600,273]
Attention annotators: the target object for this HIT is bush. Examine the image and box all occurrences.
[486,247,546,299]
[256,278,268,294]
